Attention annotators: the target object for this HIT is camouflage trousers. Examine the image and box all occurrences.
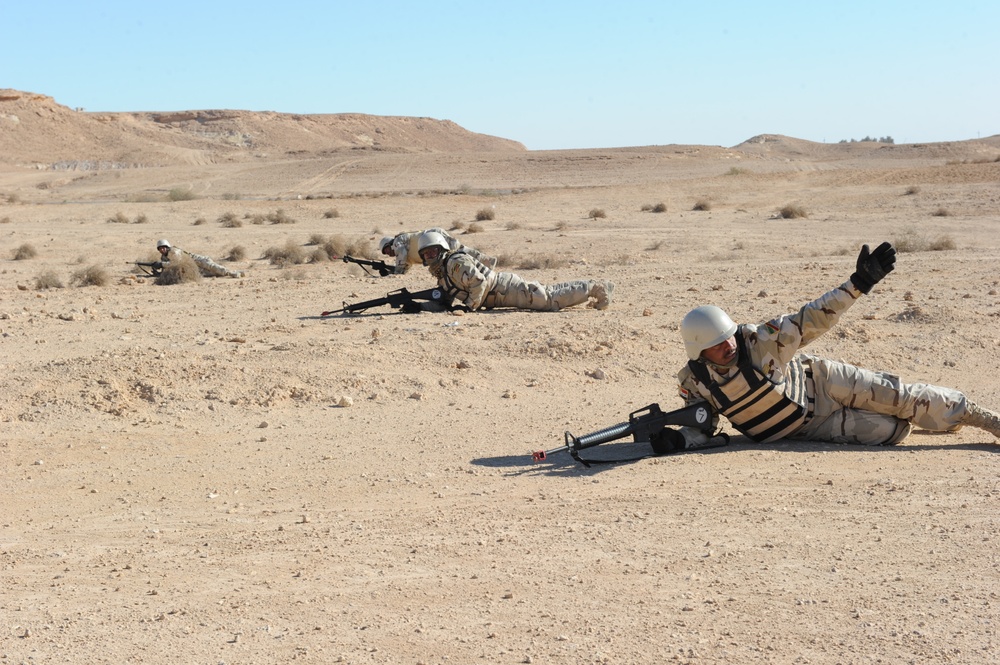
[189,253,241,278]
[791,355,969,445]
[482,273,596,311]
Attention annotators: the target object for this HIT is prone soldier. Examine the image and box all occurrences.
[379,228,497,275]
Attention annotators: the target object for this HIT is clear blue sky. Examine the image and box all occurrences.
[4,1,997,150]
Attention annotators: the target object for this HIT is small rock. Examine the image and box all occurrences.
[642,308,653,316]
[258,421,269,428]
[338,396,354,407]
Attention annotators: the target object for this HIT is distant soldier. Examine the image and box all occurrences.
[671,241,1000,450]
[417,230,613,312]
[379,228,497,275]
[155,239,243,278]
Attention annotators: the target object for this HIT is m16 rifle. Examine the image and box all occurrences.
[342,255,393,277]
[533,402,729,467]
[129,261,163,277]
[321,287,449,316]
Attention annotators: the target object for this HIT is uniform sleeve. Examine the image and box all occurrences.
[392,237,410,274]
[446,254,491,310]
[751,280,863,365]
[675,365,721,441]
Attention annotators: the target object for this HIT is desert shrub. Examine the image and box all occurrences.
[725,167,751,176]
[893,228,957,253]
[307,233,326,246]
[646,240,665,251]
[692,199,712,211]
[70,264,110,287]
[651,203,667,213]
[552,221,570,231]
[466,222,485,234]
[267,209,297,225]
[450,221,468,232]
[932,207,951,217]
[108,212,131,224]
[13,243,37,260]
[193,217,207,226]
[588,208,606,219]
[134,213,149,224]
[321,234,369,260]
[904,185,921,195]
[225,246,247,261]
[222,192,242,200]
[218,211,242,227]
[308,248,332,263]
[475,208,496,221]
[640,204,653,212]
[0,216,11,224]
[249,214,267,225]
[323,209,340,219]
[779,204,808,219]
[168,188,197,201]
[517,254,569,270]
[34,270,64,289]
[263,240,307,266]
[155,256,202,285]
[505,221,522,231]
[495,252,517,268]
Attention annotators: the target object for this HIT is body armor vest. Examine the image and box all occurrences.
[687,328,807,442]
[439,251,494,305]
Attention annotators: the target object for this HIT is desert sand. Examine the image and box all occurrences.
[2,90,999,664]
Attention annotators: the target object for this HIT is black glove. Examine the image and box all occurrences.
[649,428,686,456]
[850,241,896,294]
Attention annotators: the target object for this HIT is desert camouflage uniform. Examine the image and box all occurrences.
[392,228,497,274]
[677,280,981,445]
[163,247,242,278]
[428,249,612,312]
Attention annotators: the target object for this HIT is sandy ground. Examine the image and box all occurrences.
[2,143,1000,664]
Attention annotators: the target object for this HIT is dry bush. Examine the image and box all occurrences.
[0,216,11,224]
[466,222,485,234]
[263,240,307,266]
[155,256,202,285]
[134,213,149,224]
[779,204,808,219]
[70,265,110,287]
[225,246,247,261]
[323,209,340,219]
[307,233,327,246]
[34,270,64,290]
[640,204,653,212]
[450,221,468,232]
[692,199,712,211]
[517,254,570,270]
[193,217,207,226]
[904,185,921,195]
[932,207,951,217]
[552,221,570,231]
[249,214,267,225]
[13,243,37,260]
[495,252,518,268]
[588,208,606,219]
[308,248,332,263]
[893,228,957,253]
[107,212,131,224]
[267,209,297,225]
[218,212,242,228]
[646,240,665,251]
[726,167,751,176]
[168,188,197,201]
[475,208,496,221]
[651,203,667,213]
[505,221,522,231]
[321,234,369,260]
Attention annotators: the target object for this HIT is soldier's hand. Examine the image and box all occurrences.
[850,241,896,294]
[450,304,471,315]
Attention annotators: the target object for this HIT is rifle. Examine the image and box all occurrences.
[342,255,393,277]
[129,261,162,277]
[321,287,448,316]
[533,402,729,467]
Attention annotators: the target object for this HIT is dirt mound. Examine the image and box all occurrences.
[0,88,526,168]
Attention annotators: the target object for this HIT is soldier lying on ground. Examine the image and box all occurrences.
[155,239,243,278]
[671,241,1000,449]
[417,230,613,313]
[379,228,497,275]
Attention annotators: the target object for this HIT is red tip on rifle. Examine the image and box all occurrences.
[531,450,546,462]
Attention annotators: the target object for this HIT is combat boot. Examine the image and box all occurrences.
[960,401,1000,438]
[591,280,615,310]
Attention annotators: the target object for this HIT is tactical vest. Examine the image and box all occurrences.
[687,328,807,443]
[439,251,494,307]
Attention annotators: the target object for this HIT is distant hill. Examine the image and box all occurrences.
[0,89,526,167]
